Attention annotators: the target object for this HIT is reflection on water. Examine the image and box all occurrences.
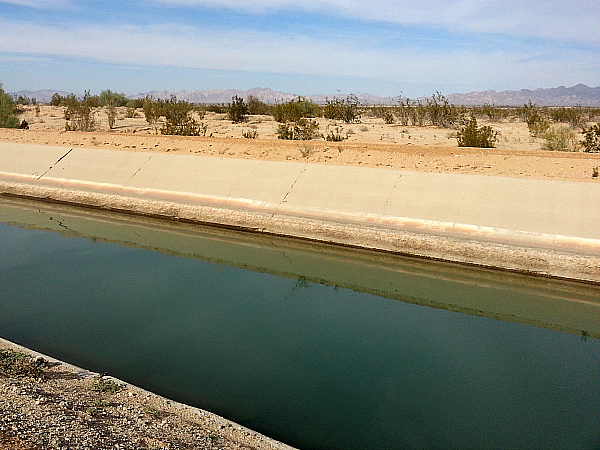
[1,197,599,450]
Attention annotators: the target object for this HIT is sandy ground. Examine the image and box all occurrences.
[2,106,599,182]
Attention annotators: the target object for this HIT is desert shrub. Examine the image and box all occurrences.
[540,127,577,152]
[160,97,206,136]
[125,107,138,118]
[64,91,96,131]
[325,126,346,141]
[517,101,538,122]
[456,116,498,148]
[276,118,320,140]
[586,108,600,122]
[527,110,551,137]
[50,93,64,106]
[0,349,46,378]
[547,106,586,129]
[227,95,248,123]
[474,103,510,122]
[397,98,427,126]
[370,105,394,124]
[204,104,228,113]
[581,124,600,153]
[242,129,258,139]
[323,95,360,123]
[0,83,20,128]
[106,104,117,129]
[161,117,206,136]
[14,95,34,106]
[325,131,345,141]
[247,95,271,115]
[99,90,128,107]
[142,96,162,125]
[126,98,144,109]
[272,97,320,123]
[425,92,459,127]
[92,376,122,394]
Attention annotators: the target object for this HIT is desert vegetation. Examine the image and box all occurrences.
[0,83,23,128]
[456,116,498,148]
[2,82,600,153]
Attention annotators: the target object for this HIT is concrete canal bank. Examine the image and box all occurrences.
[1,142,599,283]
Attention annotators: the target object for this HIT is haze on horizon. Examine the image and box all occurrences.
[0,0,598,98]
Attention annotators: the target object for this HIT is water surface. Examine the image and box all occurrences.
[1,199,599,449]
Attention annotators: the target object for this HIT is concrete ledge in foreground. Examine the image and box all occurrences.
[1,142,599,283]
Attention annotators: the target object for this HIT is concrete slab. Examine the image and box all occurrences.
[1,143,599,281]
[0,142,72,179]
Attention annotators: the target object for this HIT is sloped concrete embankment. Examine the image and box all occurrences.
[1,142,599,283]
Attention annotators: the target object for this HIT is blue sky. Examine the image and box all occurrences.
[0,0,598,97]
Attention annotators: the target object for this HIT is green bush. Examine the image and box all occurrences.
[276,118,320,140]
[50,93,64,106]
[323,95,360,123]
[227,95,248,123]
[581,124,600,153]
[126,98,144,109]
[125,107,138,118]
[272,97,320,123]
[99,90,128,107]
[527,110,551,137]
[396,98,427,126]
[0,83,20,128]
[425,92,459,127]
[456,116,498,148]
[247,95,271,115]
[160,97,206,136]
[106,103,117,129]
[204,104,228,113]
[64,91,96,131]
[541,127,577,152]
[548,106,586,129]
[0,349,46,378]
[475,103,509,122]
[142,96,162,125]
[370,105,394,124]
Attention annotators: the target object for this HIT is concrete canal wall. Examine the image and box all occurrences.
[1,142,599,282]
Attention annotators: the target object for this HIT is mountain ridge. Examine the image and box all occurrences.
[12,84,600,106]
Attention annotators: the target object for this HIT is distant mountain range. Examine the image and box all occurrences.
[446,84,600,107]
[13,84,600,106]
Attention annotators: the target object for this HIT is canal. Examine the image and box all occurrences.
[1,197,599,449]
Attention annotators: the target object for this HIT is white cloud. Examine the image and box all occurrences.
[155,0,600,45]
[0,0,70,8]
[0,17,596,91]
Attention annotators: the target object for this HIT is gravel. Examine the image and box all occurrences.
[0,341,296,450]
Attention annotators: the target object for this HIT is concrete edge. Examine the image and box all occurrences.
[1,180,599,284]
[0,337,298,450]
[3,171,599,254]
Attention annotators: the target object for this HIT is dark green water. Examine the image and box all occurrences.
[1,199,599,449]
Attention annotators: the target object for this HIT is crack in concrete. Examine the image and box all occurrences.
[226,162,263,201]
[123,156,153,187]
[37,148,73,180]
[270,164,308,221]
[382,172,402,215]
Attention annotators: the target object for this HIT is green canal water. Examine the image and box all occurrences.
[1,198,599,449]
